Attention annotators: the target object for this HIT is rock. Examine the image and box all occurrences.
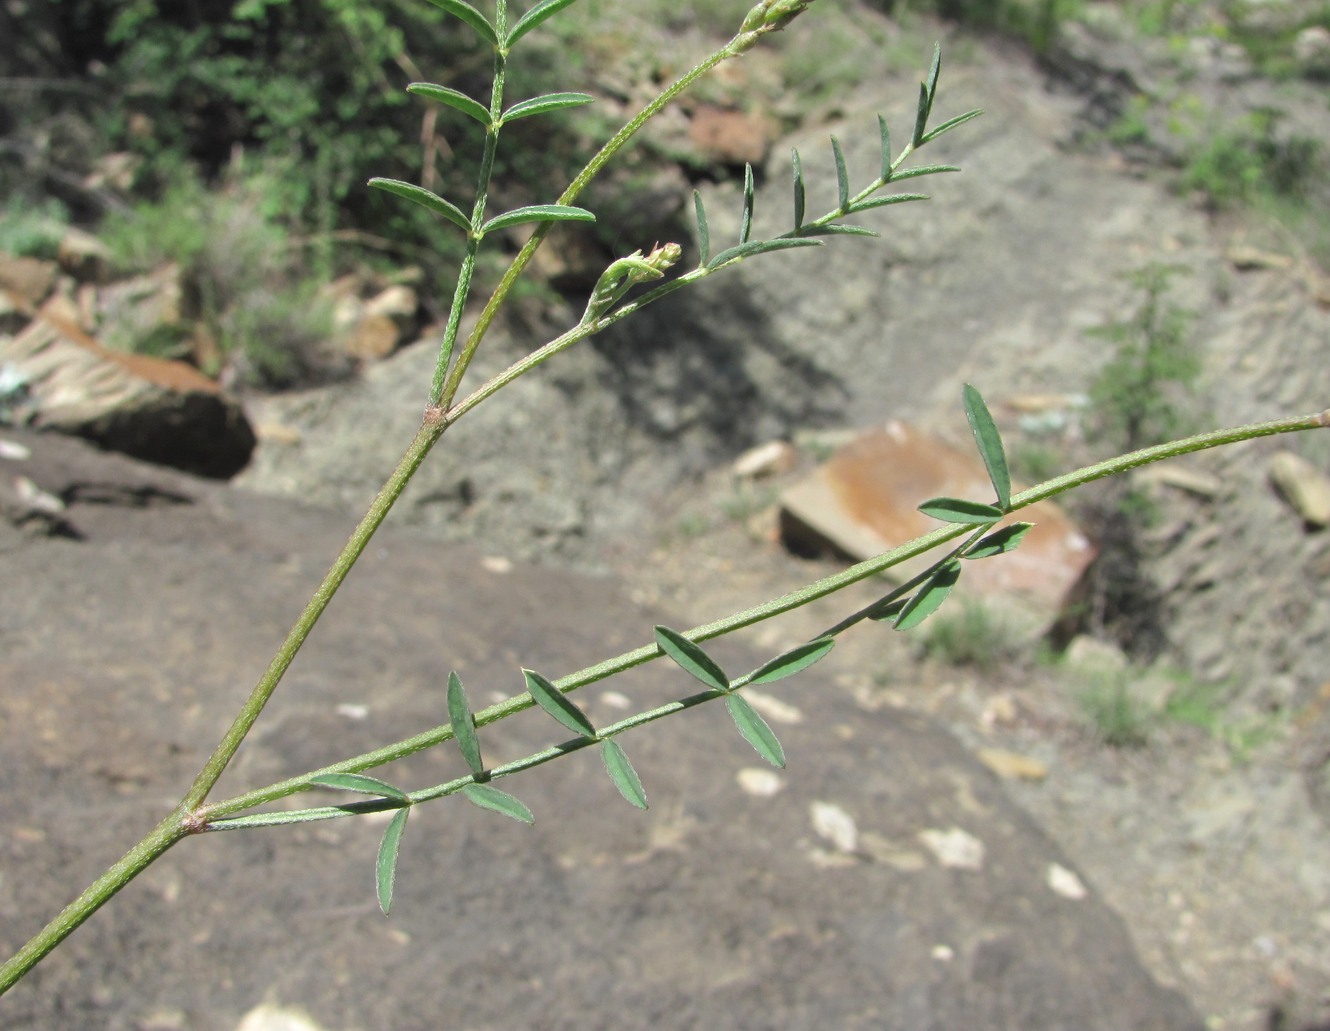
[0,252,58,313]
[1065,634,1129,673]
[779,421,1097,634]
[0,308,254,478]
[0,430,1202,1031]
[732,439,798,478]
[342,311,401,361]
[1294,25,1330,77]
[1269,450,1330,528]
[977,748,1050,782]
[95,263,187,354]
[688,103,780,166]
[55,227,111,283]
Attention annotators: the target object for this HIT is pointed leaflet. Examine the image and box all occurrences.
[894,559,961,631]
[501,91,593,123]
[802,224,878,238]
[846,193,929,214]
[461,783,534,823]
[913,43,941,145]
[878,114,892,182]
[792,149,806,230]
[740,163,755,245]
[407,82,491,126]
[423,0,498,46]
[889,163,960,181]
[506,0,578,47]
[917,497,1004,525]
[962,383,1011,510]
[376,807,411,914]
[523,668,597,739]
[369,178,471,234]
[831,136,849,212]
[653,625,729,692]
[746,638,836,686]
[601,739,648,809]
[481,204,595,234]
[706,237,820,271]
[311,773,411,804]
[447,671,484,777]
[920,108,984,146]
[964,522,1033,560]
[693,190,711,266]
[727,694,786,768]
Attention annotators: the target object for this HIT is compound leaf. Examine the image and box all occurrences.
[368,178,471,234]
[747,638,836,685]
[423,0,498,46]
[727,694,786,768]
[376,807,411,915]
[523,668,596,739]
[965,522,1034,560]
[461,783,534,823]
[407,82,491,126]
[653,625,729,693]
[963,383,1011,510]
[311,773,411,805]
[894,560,961,631]
[501,90,593,123]
[506,0,578,47]
[706,237,821,270]
[481,204,595,234]
[601,739,648,809]
[447,671,484,777]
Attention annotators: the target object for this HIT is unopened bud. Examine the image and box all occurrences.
[644,241,682,274]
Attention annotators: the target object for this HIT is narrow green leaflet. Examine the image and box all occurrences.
[694,191,711,266]
[506,0,578,47]
[740,163,755,245]
[653,625,729,693]
[501,91,594,123]
[917,497,1004,524]
[802,224,878,238]
[601,739,648,809]
[792,149,806,230]
[846,193,929,214]
[706,237,821,271]
[523,668,597,739]
[376,807,411,915]
[423,0,498,46]
[726,694,786,768]
[920,108,984,146]
[311,773,411,804]
[746,638,836,685]
[878,114,892,182]
[831,136,849,211]
[407,82,491,127]
[889,164,960,182]
[461,783,534,823]
[913,44,941,145]
[962,383,1011,510]
[964,522,1033,560]
[481,204,595,235]
[368,178,471,234]
[447,671,484,777]
[894,560,962,631]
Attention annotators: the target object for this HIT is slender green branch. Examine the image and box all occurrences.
[197,408,1327,825]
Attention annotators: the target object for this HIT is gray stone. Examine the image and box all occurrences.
[0,431,1201,1031]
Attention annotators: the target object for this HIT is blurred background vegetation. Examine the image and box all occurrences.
[1,0,1327,385]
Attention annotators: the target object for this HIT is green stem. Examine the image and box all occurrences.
[434,32,754,412]
[198,408,1328,822]
[429,40,507,404]
[0,808,190,994]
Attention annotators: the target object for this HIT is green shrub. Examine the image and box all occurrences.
[922,599,1020,672]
